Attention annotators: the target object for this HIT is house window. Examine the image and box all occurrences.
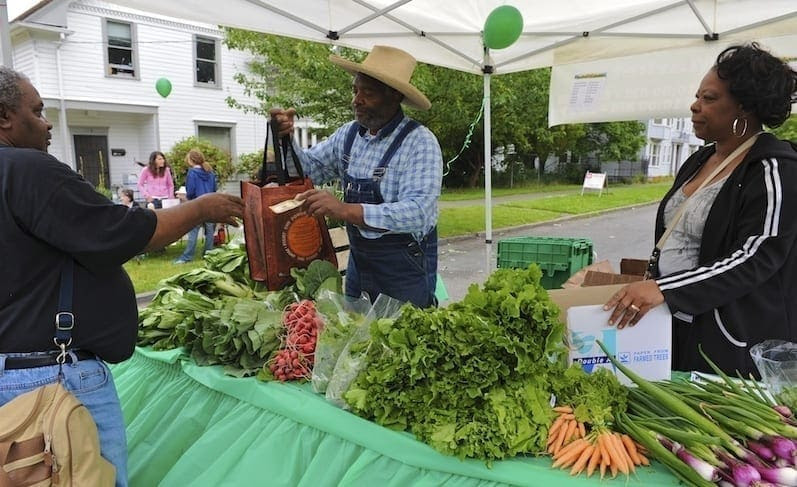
[649,143,661,167]
[194,36,220,86]
[105,20,137,78]
[197,124,232,156]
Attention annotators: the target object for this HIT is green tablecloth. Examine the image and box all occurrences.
[111,348,680,487]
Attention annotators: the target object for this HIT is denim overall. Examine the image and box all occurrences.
[342,120,437,308]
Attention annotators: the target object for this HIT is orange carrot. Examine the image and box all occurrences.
[558,413,576,421]
[563,419,577,444]
[553,405,573,414]
[638,453,650,466]
[600,460,607,480]
[551,420,569,455]
[553,438,588,461]
[599,437,611,467]
[605,433,629,475]
[621,434,642,466]
[577,421,586,439]
[598,432,623,478]
[552,441,589,469]
[570,444,595,476]
[548,415,566,440]
[614,433,636,473]
[586,444,602,477]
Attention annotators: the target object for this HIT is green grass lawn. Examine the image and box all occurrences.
[439,183,581,201]
[124,242,205,294]
[437,182,670,237]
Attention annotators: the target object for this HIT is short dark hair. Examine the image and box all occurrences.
[715,42,797,128]
[0,66,27,114]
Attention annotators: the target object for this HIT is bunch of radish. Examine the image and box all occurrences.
[268,300,323,381]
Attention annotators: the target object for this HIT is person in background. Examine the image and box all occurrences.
[174,149,217,264]
[271,45,443,308]
[137,150,174,209]
[603,43,797,376]
[117,188,138,208]
[0,66,244,487]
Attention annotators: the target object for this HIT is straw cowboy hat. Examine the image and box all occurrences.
[330,45,431,111]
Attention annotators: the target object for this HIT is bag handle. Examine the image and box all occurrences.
[645,133,761,278]
[266,117,305,186]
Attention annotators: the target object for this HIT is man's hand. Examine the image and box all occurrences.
[296,189,362,225]
[269,108,297,138]
[195,193,244,226]
[603,279,665,329]
[144,193,244,252]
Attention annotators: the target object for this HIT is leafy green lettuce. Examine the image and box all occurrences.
[344,265,567,461]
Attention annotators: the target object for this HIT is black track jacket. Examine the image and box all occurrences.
[652,133,797,376]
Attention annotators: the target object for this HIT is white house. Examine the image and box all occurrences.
[642,117,703,178]
[6,0,317,196]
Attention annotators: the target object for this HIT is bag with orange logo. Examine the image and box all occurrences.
[241,120,337,290]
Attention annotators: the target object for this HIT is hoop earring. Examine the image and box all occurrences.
[732,118,748,138]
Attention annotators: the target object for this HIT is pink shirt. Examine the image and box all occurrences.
[137,166,174,199]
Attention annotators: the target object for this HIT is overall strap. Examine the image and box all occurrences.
[372,120,419,181]
[54,259,75,361]
[341,123,360,171]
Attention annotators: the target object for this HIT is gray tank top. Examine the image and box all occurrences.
[658,176,728,276]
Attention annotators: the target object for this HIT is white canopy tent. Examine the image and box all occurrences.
[111,0,797,270]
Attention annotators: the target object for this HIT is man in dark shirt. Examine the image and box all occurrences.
[0,66,243,486]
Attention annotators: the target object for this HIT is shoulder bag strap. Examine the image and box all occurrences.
[54,258,75,363]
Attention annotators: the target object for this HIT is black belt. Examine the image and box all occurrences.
[2,350,96,370]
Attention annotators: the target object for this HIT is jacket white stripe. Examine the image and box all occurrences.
[713,309,747,347]
[657,159,781,291]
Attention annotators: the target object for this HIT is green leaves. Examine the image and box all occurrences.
[343,265,567,460]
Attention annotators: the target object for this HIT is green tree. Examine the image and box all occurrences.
[223,29,645,187]
[772,115,796,142]
[167,137,233,189]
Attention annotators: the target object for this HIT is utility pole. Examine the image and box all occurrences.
[0,1,12,67]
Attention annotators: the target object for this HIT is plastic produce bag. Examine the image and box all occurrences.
[750,340,797,395]
[310,290,370,393]
[324,294,405,408]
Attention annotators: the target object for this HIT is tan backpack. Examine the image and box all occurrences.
[0,382,115,486]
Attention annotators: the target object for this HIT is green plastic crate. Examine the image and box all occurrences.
[496,237,594,289]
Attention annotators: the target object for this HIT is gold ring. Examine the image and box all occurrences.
[629,304,641,313]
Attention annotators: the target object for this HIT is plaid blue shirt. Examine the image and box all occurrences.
[296,114,442,240]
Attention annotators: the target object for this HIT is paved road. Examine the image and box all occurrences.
[438,204,658,303]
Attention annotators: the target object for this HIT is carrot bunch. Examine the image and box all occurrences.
[546,405,649,478]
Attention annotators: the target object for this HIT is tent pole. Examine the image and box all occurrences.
[483,51,493,275]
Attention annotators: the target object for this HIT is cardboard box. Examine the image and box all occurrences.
[548,284,672,385]
[581,258,647,287]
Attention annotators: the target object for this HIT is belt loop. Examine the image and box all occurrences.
[0,355,5,376]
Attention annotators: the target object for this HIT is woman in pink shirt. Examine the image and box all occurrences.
[137,151,174,208]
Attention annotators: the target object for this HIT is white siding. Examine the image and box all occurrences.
[11,0,268,194]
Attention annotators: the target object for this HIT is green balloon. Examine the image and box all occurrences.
[483,6,524,50]
[155,77,172,98]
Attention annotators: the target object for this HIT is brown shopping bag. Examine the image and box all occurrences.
[241,119,337,290]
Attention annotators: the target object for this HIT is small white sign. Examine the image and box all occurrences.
[581,171,607,196]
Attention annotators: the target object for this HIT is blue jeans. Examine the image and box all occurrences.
[0,353,127,487]
[178,222,215,261]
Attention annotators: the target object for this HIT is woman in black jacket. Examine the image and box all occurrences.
[604,42,797,376]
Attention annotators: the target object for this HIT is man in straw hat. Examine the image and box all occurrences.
[271,45,442,308]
